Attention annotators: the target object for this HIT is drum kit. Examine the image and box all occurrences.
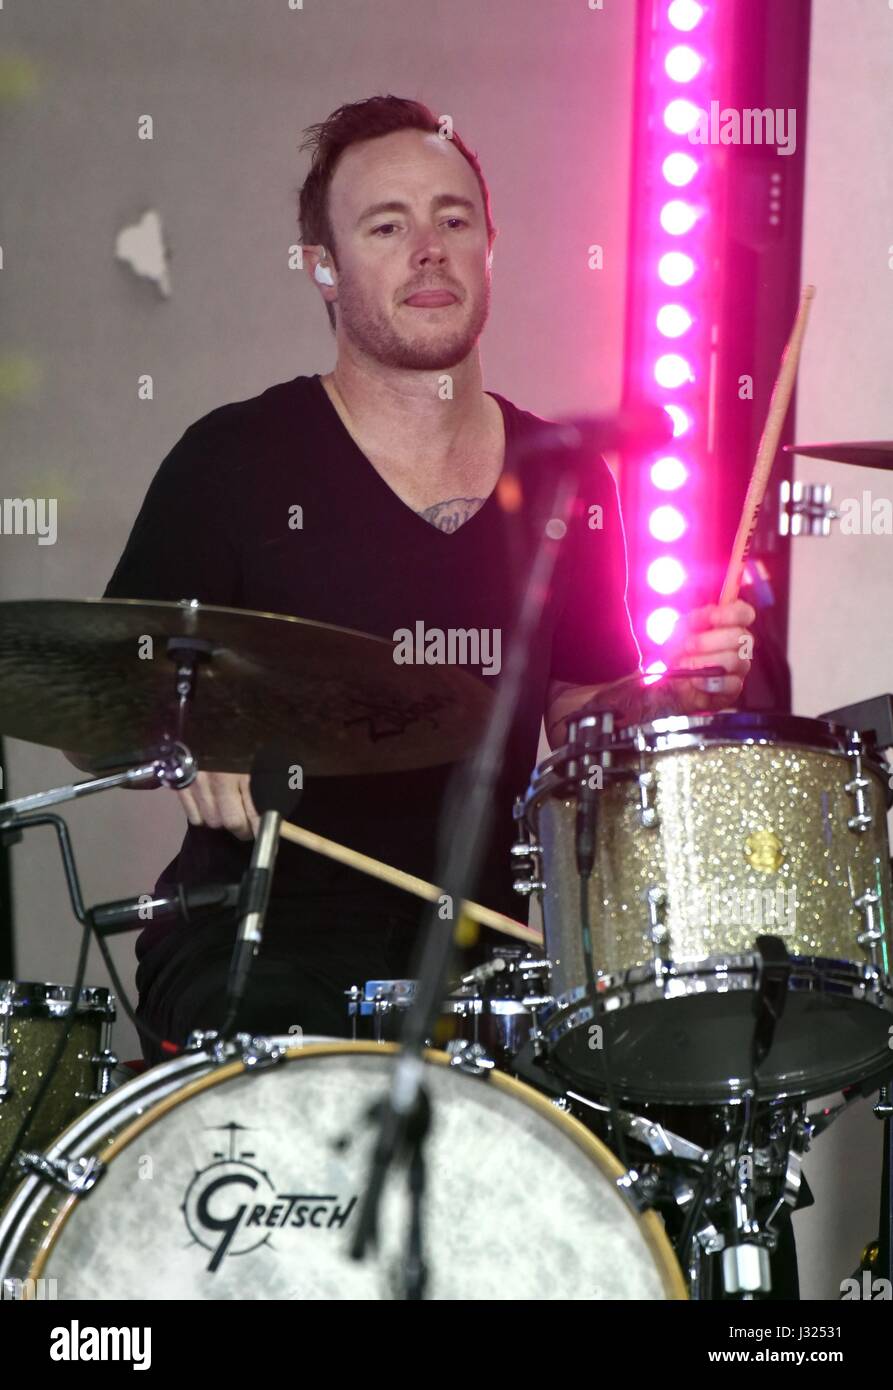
[0,583,891,1303]
[0,312,892,1297]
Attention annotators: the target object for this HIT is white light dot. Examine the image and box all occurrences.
[649,504,687,541]
[665,44,703,82]
[664,404,691,437]
[656,304,693,338]
[546,517,567,540]
[654,353,693,389]
[647,555,687,594]
[646,607,680,645]
[658,251,695,286]
[668,0,705,32]
[663,99,702,135]
[660,200,698,236]
[662,152,699,187]
[651,455,689,489]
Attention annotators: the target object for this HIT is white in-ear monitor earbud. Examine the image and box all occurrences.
[314,262,335,286]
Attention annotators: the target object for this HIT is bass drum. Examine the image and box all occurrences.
[0,1041,685,1301]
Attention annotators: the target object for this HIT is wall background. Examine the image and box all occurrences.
[1,0,890,1302]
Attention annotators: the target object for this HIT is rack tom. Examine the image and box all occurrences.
[515,713,893,1103]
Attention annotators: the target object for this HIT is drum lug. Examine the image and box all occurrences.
[645,886,671,977]
[615,1166,654,1214]
[845,735,874,832]
[237,1035,291,1069]
[86,1047,119,1101]
[637,771,659,828]
[511,796,545,895]
[0,1041,13,1102]
[854,889,883,961]
[17,1150,105,1196]
[446,1041,495,1076]
[512,876,545,897]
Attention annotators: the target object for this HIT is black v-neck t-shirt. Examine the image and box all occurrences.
[104,373,639,964]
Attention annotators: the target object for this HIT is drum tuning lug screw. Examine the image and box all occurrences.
[241,1036,288,1069]
[845,739,874,833]
[615,1167,653,1214]
[446,1041,494,1076]
[637,771,659,828]
[18,1151,105,1195]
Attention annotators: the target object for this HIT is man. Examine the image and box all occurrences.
[104,95,754,1062]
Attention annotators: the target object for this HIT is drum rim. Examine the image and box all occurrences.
[544,960,893,1102]
[0,980,114,1016]
[526,717,891,805]
[576,710,867,748]
[25,1040,687,1301]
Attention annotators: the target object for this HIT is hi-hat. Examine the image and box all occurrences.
[0,599,494,775]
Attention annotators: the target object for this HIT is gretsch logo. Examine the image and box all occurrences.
[182,1122,357,1273]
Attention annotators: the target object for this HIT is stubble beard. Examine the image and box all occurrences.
[337,275,491,370]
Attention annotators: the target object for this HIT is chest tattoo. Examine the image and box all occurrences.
[418,497,486,534]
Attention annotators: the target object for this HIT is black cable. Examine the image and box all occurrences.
[0,810,183,1199]
[88,914,178,1059]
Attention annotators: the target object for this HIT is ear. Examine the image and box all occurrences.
[304,245,337,298]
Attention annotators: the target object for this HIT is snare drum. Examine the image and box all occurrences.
[0,1039,685,1300]
[516,713,893,1104]
[347,953,551,1066]
[0,982,116,1205]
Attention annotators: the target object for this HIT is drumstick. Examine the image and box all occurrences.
[279,819,543,947]
[718,284,816,605]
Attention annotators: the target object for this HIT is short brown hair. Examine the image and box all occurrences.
[298,95,496,331]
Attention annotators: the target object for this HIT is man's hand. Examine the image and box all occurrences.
[665,599,756,713]
[544,598,756,745]
[177,771,260,841]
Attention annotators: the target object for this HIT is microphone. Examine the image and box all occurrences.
[512,404,674,463]
[91,882,240,935]
[225,745,303,1021]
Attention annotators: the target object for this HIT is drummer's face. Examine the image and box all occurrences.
[326,128,492,370]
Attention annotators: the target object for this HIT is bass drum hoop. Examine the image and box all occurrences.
[25,1041,686,1301]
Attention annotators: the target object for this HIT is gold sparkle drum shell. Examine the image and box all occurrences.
[0,982,116,1207]
[520,713,893,1104]
[0,1041,685,1301]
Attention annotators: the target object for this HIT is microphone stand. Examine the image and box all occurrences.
[350,462,580,1295]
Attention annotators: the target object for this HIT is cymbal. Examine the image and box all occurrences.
[0,599,495,775]
[784,441,893,471]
